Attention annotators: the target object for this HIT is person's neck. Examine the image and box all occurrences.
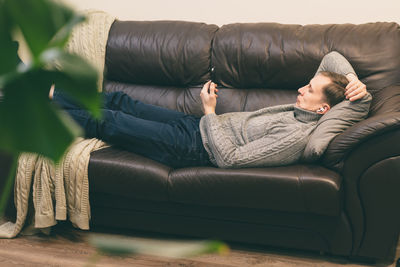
[293,106,323,122]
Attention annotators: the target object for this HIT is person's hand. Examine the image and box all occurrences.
[345,73,367,101]
[200,81,218,115]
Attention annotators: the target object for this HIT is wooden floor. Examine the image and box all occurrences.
[0,222,398,267]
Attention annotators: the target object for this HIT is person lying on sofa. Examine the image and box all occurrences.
[50,51,371,168]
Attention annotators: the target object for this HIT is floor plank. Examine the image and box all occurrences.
[0,222,397,267]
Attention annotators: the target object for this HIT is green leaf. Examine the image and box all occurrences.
[4,0,83,59]
[41,49,101,118]
[0,68,82,162]
[0,153,18,218]
[50,12,85,49]
[88,234,229,258]
[0,4,19,76]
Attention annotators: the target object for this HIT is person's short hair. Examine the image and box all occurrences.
[319,71,349,107]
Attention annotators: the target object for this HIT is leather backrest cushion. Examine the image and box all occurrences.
[104,21,400,116]
[105,20,219,86]
[212,22,400,93]
[104,81,298,116]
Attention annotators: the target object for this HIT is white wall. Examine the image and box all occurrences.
[16,0,399,62]
[62,0,400,25]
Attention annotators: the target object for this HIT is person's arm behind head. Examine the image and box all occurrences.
[316,51,356,77]
[317,51,368,102]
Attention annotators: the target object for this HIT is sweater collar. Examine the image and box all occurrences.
[293,106,322,122]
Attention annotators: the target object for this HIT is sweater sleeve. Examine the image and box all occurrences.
[315,51,357,77]
[201,113,309,168]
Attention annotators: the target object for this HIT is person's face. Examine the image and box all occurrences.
[295,74,331,113]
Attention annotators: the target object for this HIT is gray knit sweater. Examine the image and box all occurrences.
[199,51,357,168]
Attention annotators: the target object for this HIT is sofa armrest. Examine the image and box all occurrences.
[340,127,400,261]
[322,111,400,171]
[322,112,400,261]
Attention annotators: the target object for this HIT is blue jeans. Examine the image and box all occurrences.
[53,90,212,168]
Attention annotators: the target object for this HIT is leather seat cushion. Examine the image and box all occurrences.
[168,164,342,216]
[88,147,172,201]
[89,147,342,216]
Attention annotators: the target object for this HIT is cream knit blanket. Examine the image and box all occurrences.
[66,9,115,91]
[0,10,115,238]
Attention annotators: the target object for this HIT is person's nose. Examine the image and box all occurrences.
[298,87,305,95]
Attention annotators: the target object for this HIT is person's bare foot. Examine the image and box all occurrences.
[49,84,55,100]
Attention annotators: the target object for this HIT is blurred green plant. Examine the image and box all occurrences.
[0,0,101,217]
[87,234,229,265]
[0,0,229,260]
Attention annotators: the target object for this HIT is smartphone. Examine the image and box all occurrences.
[210,66,216,82]
[209,66,218,95]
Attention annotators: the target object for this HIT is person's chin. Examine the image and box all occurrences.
[295,97,301,107]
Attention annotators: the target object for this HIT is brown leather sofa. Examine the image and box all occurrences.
[3,20,400,263]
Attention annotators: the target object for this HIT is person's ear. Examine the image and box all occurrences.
[317,104,330,114]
